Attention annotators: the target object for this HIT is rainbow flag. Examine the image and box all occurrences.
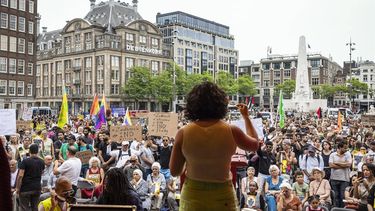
[123,108,132,126]
[89,93,100,117]
[95,94,107,129]
[57,87,69,128]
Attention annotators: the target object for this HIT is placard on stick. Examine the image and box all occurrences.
[148,112,178,138]
[75,150,93,165]
[110,125,142,143]
[16,120,33,131]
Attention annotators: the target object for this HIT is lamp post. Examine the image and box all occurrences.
[171,29,178,113]
[346,38,355,110]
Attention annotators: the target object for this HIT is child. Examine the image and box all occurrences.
[306,195,324,211]
[292,170,309,205]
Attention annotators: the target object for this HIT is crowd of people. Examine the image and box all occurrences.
[1,81,375,211]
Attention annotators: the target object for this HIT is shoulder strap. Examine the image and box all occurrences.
[118,150,122,160]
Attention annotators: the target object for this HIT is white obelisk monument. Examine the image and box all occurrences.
[284,36,327,112]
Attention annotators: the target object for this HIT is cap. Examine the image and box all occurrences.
[122,141,130,146]
[308,146,316,152]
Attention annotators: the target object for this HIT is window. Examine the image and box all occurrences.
[0,57,6,73]
[0,35,8,51]
[28,21,33,34]
[8,80,15,95]
[263,80,270,87]
[97,69,103,80]
[84,57,92,68]
[17,59,24,74]
[27,84,32,96]
[274,71,281,78]
[0,80,6,95]
[28,0,34,13]
[310,59,320,68]
[126,33,134,42]
[274,80,281,86]
[9,15,16,31]
[273,63,281,69]
[364,75,368,82]
[111,69,119,81]
[19,0,25,10]
[1,0,8,6]
[9,36,16,52]
[264,89,270,96]
[85,85,91,95]
[18,17,25,32]
[263,71,270,79]
[27,63,33,75]
[151,38,159,47]
[284,62,291,69]
[312,78,319,85]
[18,38,25,53]
[111,84,119,94]
[9,0,16,9]
[284,70,291,77]
[27,42,33,55]
[262,63,270,70]
[85,70,91,82]
[151,61,159,74]
[17,81,24,96]
[9,58,16,73]
[1,13,8,28]
[139,35,146,44]
[311,69,319,77]
[96,84,103,94]
[111,56,120,67]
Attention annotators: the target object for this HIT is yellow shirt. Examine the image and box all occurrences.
[38,197,62,211]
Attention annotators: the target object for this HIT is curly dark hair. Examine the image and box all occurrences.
[184,81,228,120]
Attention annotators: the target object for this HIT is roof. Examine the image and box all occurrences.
[37,29,62,43]
[84,0,142,31]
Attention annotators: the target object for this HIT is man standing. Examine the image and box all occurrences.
[158,136,173,181]
[300,145,324,182]
[329,140,352,208]
[54,146,82,195]
[59,134,78,161]
[53,131,65,160]
[257,140,276,193]
[82,127,93,145]
[15,144,45,211]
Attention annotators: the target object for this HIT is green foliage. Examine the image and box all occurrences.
[274,80,296,99]
[237,75,257,97]
[216,71,238,95]
[151,71,173,103]
[346,78,368,97]
[122,67,152,102]
[185,72,213,94]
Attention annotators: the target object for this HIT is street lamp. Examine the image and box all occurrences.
[171,29,178,113]
[346,38,355,110]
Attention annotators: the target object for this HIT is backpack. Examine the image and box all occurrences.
[304,154,321,166]
[118,149,132,160]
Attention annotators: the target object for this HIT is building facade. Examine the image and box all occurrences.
[0,0,37,117]
[156,11,239,82]
[35,0,172,113]
[258,54,342,109]
[350,60,375,111]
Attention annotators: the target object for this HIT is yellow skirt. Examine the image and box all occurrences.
[179,177,239,211]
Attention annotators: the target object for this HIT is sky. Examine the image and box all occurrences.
[38,0,375,66]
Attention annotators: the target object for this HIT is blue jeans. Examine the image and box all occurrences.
[160,168,171,181]
[265,194,277,211]
[330,180,349,208]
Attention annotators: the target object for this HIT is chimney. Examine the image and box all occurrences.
[36,13,41,35]
[42,27,47,33]
[89,0,96,10]
[132,0,138,12]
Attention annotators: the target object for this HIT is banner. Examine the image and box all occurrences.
[76,150,93,165]
[112,107,126,116]
[110,125,143,143]
[0,109,16,135]
[21,107,33,120]
[147,112,178,138]
[16,120,33,131]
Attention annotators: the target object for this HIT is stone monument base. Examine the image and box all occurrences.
[284,99,327,113]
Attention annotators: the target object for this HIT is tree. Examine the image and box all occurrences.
[216,71,238,95]
[238,75,257,97]
[274,80,296,99]
[151,71,173,110]
[122,67,152,109]
[185,72,213,94]
[345,78,368,108]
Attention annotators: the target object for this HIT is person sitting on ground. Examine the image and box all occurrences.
[131,169,151,210]
[147,162,166,210]
[242,181,265,211]
[265,165,284,211]
[276,182,302,211]
[306,195,325,211]
[81,157,104,199]
[38,176,75,211]
[167,176,181,211]
[97,168,142,211]
[123,155,145,182]
[308,168,331,208]
[292,170,309,205]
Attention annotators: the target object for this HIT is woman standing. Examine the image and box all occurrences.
[169,81,259,211]
[321,141,332,180]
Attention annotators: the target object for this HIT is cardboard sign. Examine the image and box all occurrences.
[0,109,16,135]
[231,118,264,140]
[110,125,143,143]
[16,120,33,131]
[362,115,375,126]
[147,112,178,138]
[76,150,93,165]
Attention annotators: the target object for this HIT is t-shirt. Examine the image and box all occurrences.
[19,156,45,192]
[158,145,172,169]
[98,142,117,162]
[257,148,276,175]
[57,157,82,186]
[329,151,352,182]
[292,182,309,199]
[110,149,131,168]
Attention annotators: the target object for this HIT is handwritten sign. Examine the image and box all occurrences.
[231,118,264,140]
[76,150,93,165]
[362,115,375,126]
[21,108,33,120]
[148,112,178,138]
[0,109,16,135]
[110,125,142,143]
[16,120,33,131]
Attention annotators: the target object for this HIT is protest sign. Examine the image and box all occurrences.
[362,115,375,126]
[0,109,16,135]
[16,120,33,131]
[76,150,93,165]
[110,125,142,143]
[147,112,178,138]
[21,107,33,120]
[231,118,264,140]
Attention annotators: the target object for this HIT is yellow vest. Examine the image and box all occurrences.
[38,197,62,211]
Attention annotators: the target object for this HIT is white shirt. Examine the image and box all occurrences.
[11,169,18,188]
[110,149,131,168]
[57,157,82,186]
